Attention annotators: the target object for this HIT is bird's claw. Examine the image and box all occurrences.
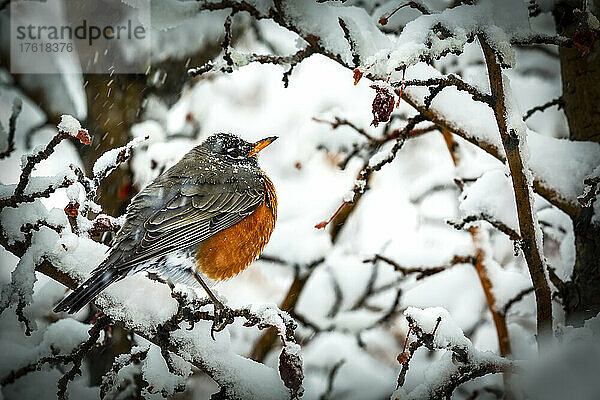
[170,290,183,301]
[210,303,234,340]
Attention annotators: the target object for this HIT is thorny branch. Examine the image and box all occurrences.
[68,136,146,220]
[156,289,304,398]
[14,133,68,199]
[254,113,419,353]
[189,45,316,88]
[312,115,436,171]
[34,255,305,399]
[311,115,434,236]
[0,118,94,335]
[0,113,94,211]
[188,11,315,88]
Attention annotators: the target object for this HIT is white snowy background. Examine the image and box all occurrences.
[1,0,600,399]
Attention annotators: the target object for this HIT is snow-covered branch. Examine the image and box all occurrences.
[3,0,599,397]
[394,307,519,400]
[448,213,522,243]
[185,0,595,222]
[0,117,303,399]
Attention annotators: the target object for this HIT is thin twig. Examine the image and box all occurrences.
[338,17,360,68]
[0,97,22,159]
[222,14,234,71]
[312,117,377,141]
[379,1,431,26]
[401,75,493,108]
[510,33,573,48]
[448,213,522,242]
[315,115,425,230]
[12,131,69,201]
[501,287,534,316]
[319,359,345,400]
[365,254,475,280]
[523,97,563,121]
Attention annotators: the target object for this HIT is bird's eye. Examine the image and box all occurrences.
[227,148,242,159]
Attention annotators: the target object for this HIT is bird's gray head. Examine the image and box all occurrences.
[202,133,278,166]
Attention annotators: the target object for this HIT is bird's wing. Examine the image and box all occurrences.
[113,182,265,270]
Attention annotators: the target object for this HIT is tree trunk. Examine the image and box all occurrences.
[81,74,148,217]
[554,0,600,326]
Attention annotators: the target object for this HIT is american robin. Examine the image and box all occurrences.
[54,133,278,325]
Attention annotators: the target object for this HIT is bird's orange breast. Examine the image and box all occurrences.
[195,177,277,281]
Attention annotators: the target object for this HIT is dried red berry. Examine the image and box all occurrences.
[397,351,410,364]
[353,68,363,85]
[279,347,304,396]
[64,202,79,217]
[76,129,91,145]
[370,85,395,127]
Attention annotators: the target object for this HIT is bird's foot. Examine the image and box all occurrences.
[210,301,234,340]
[169,289,183,301]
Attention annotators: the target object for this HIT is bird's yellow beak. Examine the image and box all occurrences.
[249,136,278,156]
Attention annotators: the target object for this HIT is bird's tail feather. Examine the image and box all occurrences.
[53,268,124,314]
